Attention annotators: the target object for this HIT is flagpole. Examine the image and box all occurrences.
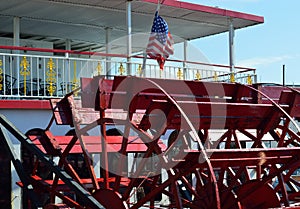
[157,0,160,12]
[144,0,174,74]
[141,51,147,77]
[141,0,160,76]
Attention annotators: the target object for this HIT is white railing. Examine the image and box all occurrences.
[0,46,256,99]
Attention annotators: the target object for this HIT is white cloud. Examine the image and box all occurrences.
[237,54,295,68]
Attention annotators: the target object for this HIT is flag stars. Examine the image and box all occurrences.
[146,11,174,70]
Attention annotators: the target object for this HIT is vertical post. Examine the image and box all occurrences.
[13,17,20,50]
[65,39,71,89]
[282,64,285,86]
[229,19,235,74]
[65,39,71,58]
[105,27,112,78]
[141,51,147,77]
[126,0,132,75]
[12,18,22,208]
[13,17,20,79]
[253,70,257,84]
[100,109,109,189]
[278,173,290,207]
[183,40,188,80]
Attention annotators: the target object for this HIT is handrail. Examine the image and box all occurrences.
[0,45,256,73]
[0,45,257,99]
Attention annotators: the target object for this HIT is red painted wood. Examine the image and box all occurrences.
[174,147,300,169]
[0,100,51,109]
[28,135,167,153]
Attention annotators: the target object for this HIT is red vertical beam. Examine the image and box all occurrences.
[172,181,183,208]
[100,109,109,189]
[67,96,100,190]
[113,124,130,192]
[278,173,290,207]
[256,165,261,180]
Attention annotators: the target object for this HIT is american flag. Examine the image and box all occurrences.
[146,11,174,70]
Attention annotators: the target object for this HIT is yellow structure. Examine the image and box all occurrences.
[20,56,30,95]
[46,58,56,96]
[177,68,183,80]
[247,74,253,85]
[230,73,235,83]
[119,63,125,75]
[213,71,218,81]
[195,70,201,81]
[96,61,102,76]
[137,64,142,76]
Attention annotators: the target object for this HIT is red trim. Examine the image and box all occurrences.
[0,45,128,58]
[0,45,256,72]
[142,0,264,23]
[0,100,51,110]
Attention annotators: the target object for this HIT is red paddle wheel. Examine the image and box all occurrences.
[2,76,300,209]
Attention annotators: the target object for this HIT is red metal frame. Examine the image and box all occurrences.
[9,75,300,208]
[142,0,264,23]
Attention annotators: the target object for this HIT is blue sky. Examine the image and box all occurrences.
[181,0,300,85]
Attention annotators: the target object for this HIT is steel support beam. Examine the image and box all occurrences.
[183,40,188,80]
[65,39,71,58]
[105,27,112,77]
[126,0,132,75]
[13,17,20,79]
[13,17,20,48]
[229,18,235,73]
